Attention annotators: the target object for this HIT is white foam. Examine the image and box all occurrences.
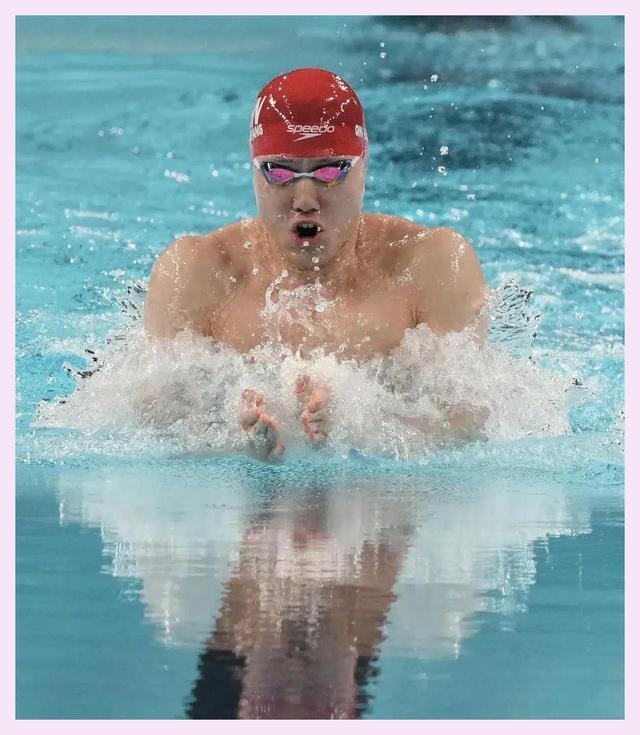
[557,267,624,286]
[32,281,572,462]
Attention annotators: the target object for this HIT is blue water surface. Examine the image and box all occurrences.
[16,16,624,719]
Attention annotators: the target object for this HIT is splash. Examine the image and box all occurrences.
[30,279,573,462]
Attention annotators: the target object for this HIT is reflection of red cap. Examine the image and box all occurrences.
[249,68,367,158]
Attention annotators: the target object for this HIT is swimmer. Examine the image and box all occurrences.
[143,68,488,460]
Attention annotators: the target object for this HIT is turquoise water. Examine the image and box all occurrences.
[16,16,624,718]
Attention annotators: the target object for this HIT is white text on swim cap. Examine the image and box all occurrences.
[287,123,336,142]
[250,96,266,142]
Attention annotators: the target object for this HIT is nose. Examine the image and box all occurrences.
[291,177,321,214]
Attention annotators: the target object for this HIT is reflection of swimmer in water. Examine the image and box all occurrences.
[187,484,415,719]
[142,68,488,460]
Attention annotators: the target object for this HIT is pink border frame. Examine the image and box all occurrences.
[4,2,637,731]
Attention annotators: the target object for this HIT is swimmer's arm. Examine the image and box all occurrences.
[139,236,230,423]
[391,405,489,444]
[143,235,229,338]
[401,228,490,439]
[411,227,488,342]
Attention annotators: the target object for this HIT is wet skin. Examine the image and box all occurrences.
[143,155,488,459]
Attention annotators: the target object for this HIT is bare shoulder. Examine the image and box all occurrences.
[363,213,455,263]
[384,219,488,336]
[408,225,482,274]
[151,220,254,278]
[143,221,254,338]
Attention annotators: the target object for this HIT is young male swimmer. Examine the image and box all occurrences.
[143,68,488,460]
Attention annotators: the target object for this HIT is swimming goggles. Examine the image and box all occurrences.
[254,157,360,187]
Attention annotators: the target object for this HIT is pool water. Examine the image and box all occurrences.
[16,16,624,718]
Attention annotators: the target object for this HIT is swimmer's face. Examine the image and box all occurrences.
[253,154,367,271]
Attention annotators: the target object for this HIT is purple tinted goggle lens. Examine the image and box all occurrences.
[254,158,359,186]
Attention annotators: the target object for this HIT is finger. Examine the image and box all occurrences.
[307,430,327,445]
[306,412,327,426]
[241,388,263,407]
[253,417,277,447]
[302,409,326,426]
[295,374,313,402]
[308,387,330,412]
[308,399,328,414]
[240,410,260,429]
[269,442,286,459]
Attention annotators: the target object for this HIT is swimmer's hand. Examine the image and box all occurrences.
[295,374,330,446]
[240,389,285,462]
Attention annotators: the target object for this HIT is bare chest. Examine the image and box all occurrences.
[211,281,415,360]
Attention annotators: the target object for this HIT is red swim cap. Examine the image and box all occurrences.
[249,67,368,159]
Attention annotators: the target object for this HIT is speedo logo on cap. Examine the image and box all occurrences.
[287,123,336,142]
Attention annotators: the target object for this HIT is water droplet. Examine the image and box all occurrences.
[430,74,438,82]
[439,145,449,156]
[437,165,448,176]
[311,256,320,264]
[243,241,252,249]
[313,266,320,271]
[302,240,310,248]
[380,52,387,59]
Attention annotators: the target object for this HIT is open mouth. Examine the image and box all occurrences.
[293,222,323,242]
